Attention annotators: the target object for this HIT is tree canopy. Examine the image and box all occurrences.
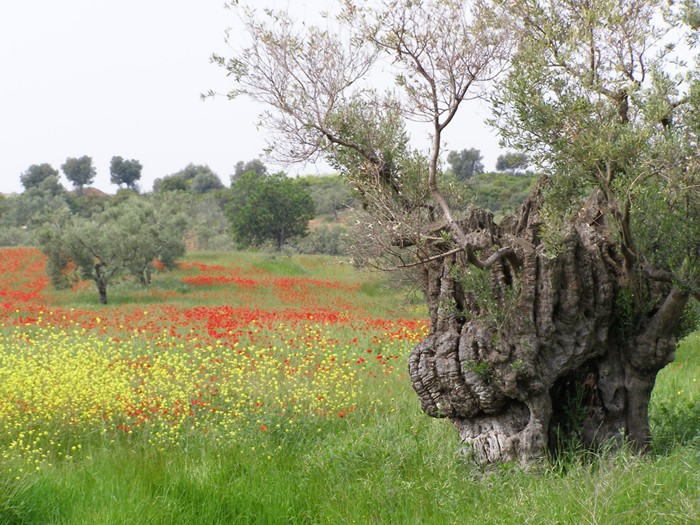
[232,159,268,182]
[495,151,530,174]
[493,0,700,294]
[20,163,61,191]
[110,156,143,190]
[39,195,187,304]
[61,156,96,194]
[228,171,315,251]
[447,148,485,181]
[153,164,223,194]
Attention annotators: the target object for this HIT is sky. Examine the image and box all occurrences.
[0,0,501,195]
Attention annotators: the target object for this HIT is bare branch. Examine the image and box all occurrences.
[465,245,515,269]
[383,246,465,271]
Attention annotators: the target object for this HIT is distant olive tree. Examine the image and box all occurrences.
[20,163,62,191]
[495,151,530,174]
[4,169,69,233]
[232,159,267,182]
[447,148,484,181]
[153,164,223,194]
[39,195,187,303]
[110,156,143,190]
[61,156,96,195]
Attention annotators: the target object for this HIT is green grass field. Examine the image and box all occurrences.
[0,248,697,524]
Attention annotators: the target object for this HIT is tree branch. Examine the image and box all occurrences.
[383,246,464,271]
[465,245,515,269]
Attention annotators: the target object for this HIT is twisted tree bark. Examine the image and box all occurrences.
[408,181,688,464]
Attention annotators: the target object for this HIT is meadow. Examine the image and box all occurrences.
[0,247,697,524]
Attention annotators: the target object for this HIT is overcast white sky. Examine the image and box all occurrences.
[0,0,501,195]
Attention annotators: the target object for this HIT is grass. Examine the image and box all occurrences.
[3,385,697,524]
[0,248,698,524]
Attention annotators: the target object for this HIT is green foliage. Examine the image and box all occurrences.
[38,195,187,302]
[232,159,267,182]
[191,171,224,194]
[676,299,700,341]
[0,183,70,235]
[19,163,61,191]
[228,171,315,251]
[296,225,348,255]
[183,193,234,251]
[492,0,700,298]
[450,264,497,319]
[301,174,354,218]
[109,156,142,190]
[613,287,638,341]
[0,227,34,247]
[153,164,223,194]
[65,191,110,219]
[326,100,431,211]
[460,171,537,217]
[465,359,492,380]
[61,156,96,193]
[153,175,189,193]
[495,151,531,174]
[630,169,700,292]
[447,148,484,181]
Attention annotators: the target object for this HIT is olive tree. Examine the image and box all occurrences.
[110,156,143,190]
[495,152,530,174]
[153,164,223,194]
[39,195,187,303]
[20,163,62,191]
[216,0,699,464]
[61,156,96,194]
[447,148,485,181]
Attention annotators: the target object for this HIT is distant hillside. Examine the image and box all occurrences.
[463,171,537,217]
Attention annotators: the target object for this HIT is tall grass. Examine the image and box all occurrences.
[3,362,697,524]
[0,251,697,524]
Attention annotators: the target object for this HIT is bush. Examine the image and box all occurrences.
[295,225,348,255]
[461,171,537,217]
[0,227,35,247]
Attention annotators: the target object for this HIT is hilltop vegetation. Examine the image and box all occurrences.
[1,156,535,256]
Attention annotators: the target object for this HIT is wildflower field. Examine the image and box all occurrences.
[0,247,698,524]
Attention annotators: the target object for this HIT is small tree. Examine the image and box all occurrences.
[495,151,530,174]
[228,171,315,250]
[110,156,143,190]
[153,176,189,193]
[232,159,268,182]
[61,156,96,194]
[447,148,485,181]
[304,175,354,220]
[7,175,68,231]
[39,196,187,303]
[20,163,61,191]
[191,171,224,194]
[153,164,223,194]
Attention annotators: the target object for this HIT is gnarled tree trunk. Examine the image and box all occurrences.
[408,182,688,464]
